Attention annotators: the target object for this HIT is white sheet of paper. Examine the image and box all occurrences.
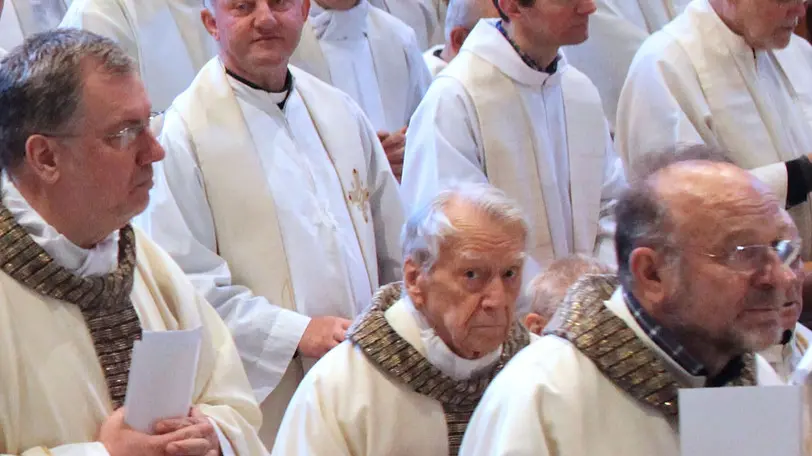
[679,385,804,456]
[124,327,203,433]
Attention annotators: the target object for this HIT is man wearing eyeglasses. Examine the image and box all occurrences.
[461,160,798,456]
[0,29,268,456]
[145,0,405,448]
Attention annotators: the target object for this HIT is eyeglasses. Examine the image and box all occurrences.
[41,111,163,150]
[700,239,802,273]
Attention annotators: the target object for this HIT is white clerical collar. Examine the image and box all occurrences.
[402,296,503,381]
[309,0,369,41]
[226,69,292,115]
[0,172,119,277]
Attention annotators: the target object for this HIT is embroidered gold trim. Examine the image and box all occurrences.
[0,204,141,409]
[349,282,530,455]
[545,274,756,419]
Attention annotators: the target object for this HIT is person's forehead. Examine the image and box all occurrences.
[80,66,149,118]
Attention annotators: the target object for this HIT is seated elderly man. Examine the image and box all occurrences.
[0,29,266,455]
[461,160,800,455]
[271,183,532,456]
[523,255,610,335]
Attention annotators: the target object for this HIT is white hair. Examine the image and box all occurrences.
[444,0,485,42]
[401,183,530,271]
[527,255,611,318]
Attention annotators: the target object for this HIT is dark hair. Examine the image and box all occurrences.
[491,0,536,22]
[0,29,135,170]
[614,181,674,291]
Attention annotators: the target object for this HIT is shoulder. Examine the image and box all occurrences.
[368,6,420,45]
[295,341,382,401]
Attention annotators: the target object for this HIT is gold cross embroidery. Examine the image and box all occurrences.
[348,169,370,223]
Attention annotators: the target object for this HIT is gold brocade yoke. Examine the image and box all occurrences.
[544,274,757,420]
[0,203,140,409]
[348,282,531,456]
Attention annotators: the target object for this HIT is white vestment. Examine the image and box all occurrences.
[616,0,812,258]
[290,2,431,133]
[146,57,404,447]
[60,0,217,112]
[0,0,69,50]
[368,0,441,49]
[562,0,691,129]
[460,287,781,456]
[759,323,812,383]
[423,44,447,78]
[0,184,267,456]
[402,19,626,274]
[271,296,509,456]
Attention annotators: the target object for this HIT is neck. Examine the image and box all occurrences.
[314,0,359,11]
[503,21,559,70]
[223,58,289,93]
[11,174,110,249]
[708,0,751,47]
[672,329,737,377]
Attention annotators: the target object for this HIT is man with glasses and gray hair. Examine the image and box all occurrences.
[0,29,267,456]
[272,183,532,456]
[462,160,798,455]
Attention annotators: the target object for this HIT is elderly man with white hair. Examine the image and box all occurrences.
[271,183,533,456]
[422,0,498,77]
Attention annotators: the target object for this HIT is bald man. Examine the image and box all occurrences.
[422,0,498,77]
[462,160,797,456]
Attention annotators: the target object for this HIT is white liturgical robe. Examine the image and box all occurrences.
[759,323,812,383]
[460,287,781,456]
[60,0,217,112]
[270,297,509,456]
[0,0,69,50]
[402,19,626,275]
[290,0,432,133]
[616,0,812,258]
[0,181,267,456]
[146,57,404,446]
[423,44,447,78]
[562,0,691,130]
[368,0,441,49]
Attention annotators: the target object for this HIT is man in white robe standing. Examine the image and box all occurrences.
[0,0,69,51]
[0,29,267,456]
[290,0,431,180]
[272,183,532,456]
[616,0,812,256]
[147,0,405,447]
[423,0,498,78]
[561,0,691,130]
[401,0,627,281]
[368,0,440,49]
[60,0,217,112]
[461,161,799,456]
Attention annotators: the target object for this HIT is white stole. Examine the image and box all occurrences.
[292,7,409,130]
[667,0,812,256]
[170,58,378,312]
[440,53,605,266]
[119,0,206,111]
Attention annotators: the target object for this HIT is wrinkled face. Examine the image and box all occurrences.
[779,266,803,331]
[658,202,800,355]
[513,0,597,47]
[206,0,309,73]
[731,0,807,49]
[53,64,164,233]
[407,211,526,359]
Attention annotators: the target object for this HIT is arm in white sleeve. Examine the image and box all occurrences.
[594,124,627,268]
[60,1,140,71]
[404,30,433,123]
[149,115,310,403]
[351,97,406,285]
[401,77,487,214]
[2,443,109,456]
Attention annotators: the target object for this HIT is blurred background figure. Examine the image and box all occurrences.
[0,0,70,51]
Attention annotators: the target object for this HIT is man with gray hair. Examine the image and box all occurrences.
[0,29,266,456]
[523,254,610,334]
[422,0,499,77]
[272,183,532,456]
[462,160,796,455]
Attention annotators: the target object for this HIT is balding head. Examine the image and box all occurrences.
[615,160,801,375]
[442,0,498,59]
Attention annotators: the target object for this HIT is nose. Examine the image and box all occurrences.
[137,133,165,166]
[481,277,509,311]
[751,254,799,292]
[254,1,279,28]
[575,0,596,15]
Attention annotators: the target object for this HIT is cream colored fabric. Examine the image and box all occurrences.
[0,227,267,456]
